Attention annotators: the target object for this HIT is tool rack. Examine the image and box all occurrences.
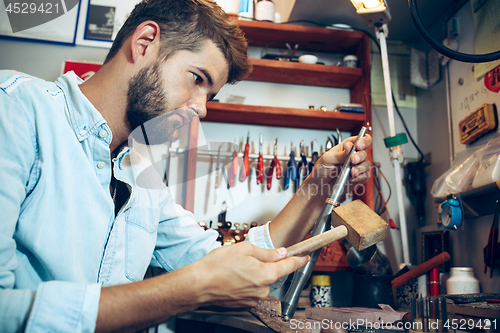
[183,20,374,272]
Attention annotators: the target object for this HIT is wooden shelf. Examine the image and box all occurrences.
[238,20,365,54]
[205,102,366,131]
[247,58,363,88]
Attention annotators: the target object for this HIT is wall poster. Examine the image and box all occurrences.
[75,0,140,48]
[0,0,81,44]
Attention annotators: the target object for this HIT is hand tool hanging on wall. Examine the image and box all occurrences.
[266,138,281,190]
[239,131,250,182]
[308,139,319,174]
[484,200,500,278]
[284,142,297,191]
[325,129,342,151]
[228,136,238,189]
[214,144,223,205]
[295,140,309,190]
[256,133,264,185]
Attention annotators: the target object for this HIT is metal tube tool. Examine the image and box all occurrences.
[281,126,368,321]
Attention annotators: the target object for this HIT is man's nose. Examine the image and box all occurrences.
[187,99,207,119]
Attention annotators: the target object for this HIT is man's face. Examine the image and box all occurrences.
[127,40,229,145]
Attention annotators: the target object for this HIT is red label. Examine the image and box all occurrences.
[62,60,103,81]
[484,64,500,93]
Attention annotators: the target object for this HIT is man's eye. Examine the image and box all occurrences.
[193,73,203,84]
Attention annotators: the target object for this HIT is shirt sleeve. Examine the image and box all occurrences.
[151,189,221,271]
[151,192,287,290]
[0,88,101,333]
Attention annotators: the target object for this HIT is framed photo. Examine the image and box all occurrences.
[75,0,140,48]
[0,0,81,45]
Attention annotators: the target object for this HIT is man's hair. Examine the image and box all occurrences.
[104,0,252,84]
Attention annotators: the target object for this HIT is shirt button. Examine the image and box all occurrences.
[99,129,108,138]
[97,162,106,169]
[79,130,87,136]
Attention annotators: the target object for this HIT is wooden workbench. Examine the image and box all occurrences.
[176,310,275,333]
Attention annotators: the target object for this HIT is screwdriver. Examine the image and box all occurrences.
[239,131,250,182]
[266,138,281,190]
[256,133,264,185]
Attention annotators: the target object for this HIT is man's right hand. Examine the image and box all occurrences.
[192,242,309,308]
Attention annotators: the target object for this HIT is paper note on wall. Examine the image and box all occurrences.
[471,0,500,79]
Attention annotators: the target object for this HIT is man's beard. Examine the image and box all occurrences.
[126,60,184,145]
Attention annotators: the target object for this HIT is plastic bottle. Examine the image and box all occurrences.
[255,0,275,22]
[239,0,254,20]
[446,267,480,294]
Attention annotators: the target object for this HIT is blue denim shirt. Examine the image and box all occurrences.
[0,71,275,332]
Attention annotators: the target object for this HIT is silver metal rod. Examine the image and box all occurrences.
[281,126,367,321]
[169,147,313,163]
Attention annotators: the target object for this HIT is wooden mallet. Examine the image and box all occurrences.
[285,199,388,258]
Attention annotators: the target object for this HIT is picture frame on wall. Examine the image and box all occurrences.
[75,0,140,48]
[0,0,81,45]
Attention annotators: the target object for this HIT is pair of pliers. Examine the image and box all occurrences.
[308,139,319,174]
[284,142,297,190]
[256,134,264,185]
[228,136,239,189]
[295,141,309,189]
[266,138,281,190]
[325,129,342,151]
[239,131,250,182]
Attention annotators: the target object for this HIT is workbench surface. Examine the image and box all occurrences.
[177,310,275,333]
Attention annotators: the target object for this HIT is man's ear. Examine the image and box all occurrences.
[129,21,160,63]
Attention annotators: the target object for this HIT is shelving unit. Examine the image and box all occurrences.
[186,20,373,271]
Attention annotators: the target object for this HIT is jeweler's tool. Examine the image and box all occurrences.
[256,133,264,185]
[283,142,297,191]
[266,138,281,190]
[239,131,250,182]
[228,136,238,189]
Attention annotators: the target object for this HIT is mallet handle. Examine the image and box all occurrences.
[286,226,348,258]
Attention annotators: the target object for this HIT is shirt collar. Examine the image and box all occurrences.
[55,71,108,142]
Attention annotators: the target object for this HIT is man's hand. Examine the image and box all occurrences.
[309,134,372,186]
[193,242,309,308]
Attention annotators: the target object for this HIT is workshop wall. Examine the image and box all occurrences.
[416,1,500,293]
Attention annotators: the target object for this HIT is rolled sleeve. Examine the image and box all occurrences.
[25,281,101,333]
[244,221,275,250]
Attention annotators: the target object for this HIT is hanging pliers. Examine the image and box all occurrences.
[239,131,250,182]
[326,129,342,151]
[309,139,319,174]
[284,141,297,190]
[228,136,238,189]
[256,133,264,185]
[299,140,309,178]
[266,138,281,190]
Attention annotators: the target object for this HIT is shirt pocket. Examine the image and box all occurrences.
[125,206,160,282]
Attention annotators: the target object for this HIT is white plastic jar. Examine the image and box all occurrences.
[446,267,480,294]
[255,0,275,22]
